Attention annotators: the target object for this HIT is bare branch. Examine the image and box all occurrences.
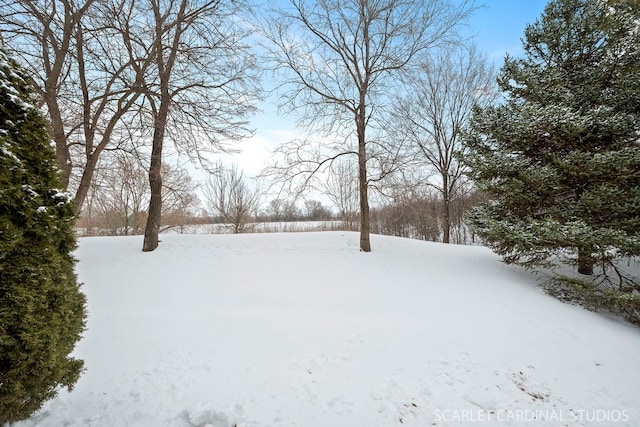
[260,0,475,251]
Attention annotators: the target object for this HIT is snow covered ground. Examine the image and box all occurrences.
[13,232,640,426]
[165,221,344,235]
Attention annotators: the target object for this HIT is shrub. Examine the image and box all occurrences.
[543,273,640,326]
[0,49,86,423]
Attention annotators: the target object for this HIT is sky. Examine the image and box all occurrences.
[465,0,550,61]
[223,0,550,176]
[200,0,551,205]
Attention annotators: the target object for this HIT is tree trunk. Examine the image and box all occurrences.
[578,247,594,275]
[442,198,451,244]
[74,153,100,212]
[47,98,73,189]
[142,93,169,252]
[143,135,163,251]
[142,0,183,252]
[41,5,76,190]
[357,117,370,252]
[442,172,450,244]
[358,156,371,252]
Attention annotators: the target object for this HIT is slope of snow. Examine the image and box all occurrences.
[14,232,640,426]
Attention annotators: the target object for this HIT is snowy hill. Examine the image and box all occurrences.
[14,232,640,426]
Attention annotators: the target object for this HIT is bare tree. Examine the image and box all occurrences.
[0,0,258,249]
[0,0,152,209]
[267,198,285,221]
[203,163,260,234]
[372,188,441,241]
[304,199,332,220]
[323,159,359,230]
[160,164,200,233]
[137,0,259,251]
[77,151,199,235]
[95,152,149,235]
[262,0,474,251]
[396,45,496,243]
[265,198,301,221]
[281,199,300,221]
[78,152,148,236]
[0,0,93,187]
[370,184,484,243]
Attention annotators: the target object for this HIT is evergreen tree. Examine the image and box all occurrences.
[0,49,86,423]
[462,0,640,276]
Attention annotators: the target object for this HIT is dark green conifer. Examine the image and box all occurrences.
[0,49,86,424]
[463,0,640,277]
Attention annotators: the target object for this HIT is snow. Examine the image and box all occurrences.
[21,185,39,198]
[164,221,343,234]
[51,189,73,205]
[13,231,640,427]
[0,144,19,161]
[1,51,35,114]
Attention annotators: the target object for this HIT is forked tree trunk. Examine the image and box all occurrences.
[142,0,186,252]
[142,73,170,251]
[142,78,170,252]
[40,5,77,190]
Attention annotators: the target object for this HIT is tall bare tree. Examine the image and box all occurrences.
[138,0,259,251]
[0,0,151,209]
[1,0,258,249]
[262,0,474,251]
[0,0,92,187]
[396,45,496,243]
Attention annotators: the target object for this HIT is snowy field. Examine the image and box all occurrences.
[14,232,640,427]
[165,221,344,235]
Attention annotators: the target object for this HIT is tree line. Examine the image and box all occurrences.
[0,0,496,252]
[73,151,485,244]
[2,0,638,278]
